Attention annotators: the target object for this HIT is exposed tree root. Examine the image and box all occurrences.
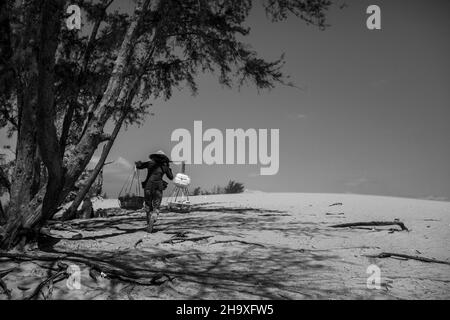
[0,250,173,287]
[24,263,69,300]
[366,252,450,266]
[0,266,16,299]
[331,221,409,231]
[164,231,190,237]
[0,278,12,299]
[0,267,16,278]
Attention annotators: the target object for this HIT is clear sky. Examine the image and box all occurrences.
[2,0,450,200]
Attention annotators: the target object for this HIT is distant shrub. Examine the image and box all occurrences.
[192,187,202,196]
[192,181,245,196]
[224,180,245,194]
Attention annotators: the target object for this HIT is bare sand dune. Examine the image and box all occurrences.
[1,193,449,300]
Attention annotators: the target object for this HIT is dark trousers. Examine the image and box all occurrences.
[144,182,163,212]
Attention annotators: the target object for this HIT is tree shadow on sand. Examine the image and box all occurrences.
[25,204,379,299]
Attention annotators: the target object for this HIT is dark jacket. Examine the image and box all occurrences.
[135,159,173,189]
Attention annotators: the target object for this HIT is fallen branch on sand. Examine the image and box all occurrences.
[161,236,213,244]
[134,239,143,248]
[366,252,450,266]
[329,202,343,207]
[330,221,408,231]
[211,240,265,248]
[259,213,291,217]
[0,251,172,286]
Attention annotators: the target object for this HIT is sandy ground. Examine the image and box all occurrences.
[1,192,449,300]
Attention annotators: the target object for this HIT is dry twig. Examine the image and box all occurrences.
[366,252,450,266]
[331,221,408,231]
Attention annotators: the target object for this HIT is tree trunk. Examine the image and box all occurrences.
[0,0,13,94]
[0,162,11,226]
[59,1,111,157]
[63,110,128,220]
[0,0,149,250]
[30,147,43,199]
[34,0,66,227]
[0,0,65,249]
[0,166,10,193]
[2,0,41,249]
[59,0,147,200]
[0,201,6,226]
[59,99,76,157]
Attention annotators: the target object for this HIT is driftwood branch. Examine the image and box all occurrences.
[366,252,450,266]
[329,202,342,207]
[331,221,408,231]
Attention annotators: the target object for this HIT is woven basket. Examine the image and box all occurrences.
[167,201,191,213]
[119,195,144,210]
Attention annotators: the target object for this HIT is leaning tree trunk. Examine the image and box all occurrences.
[55,0,148,209]
[63,109,128,220]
